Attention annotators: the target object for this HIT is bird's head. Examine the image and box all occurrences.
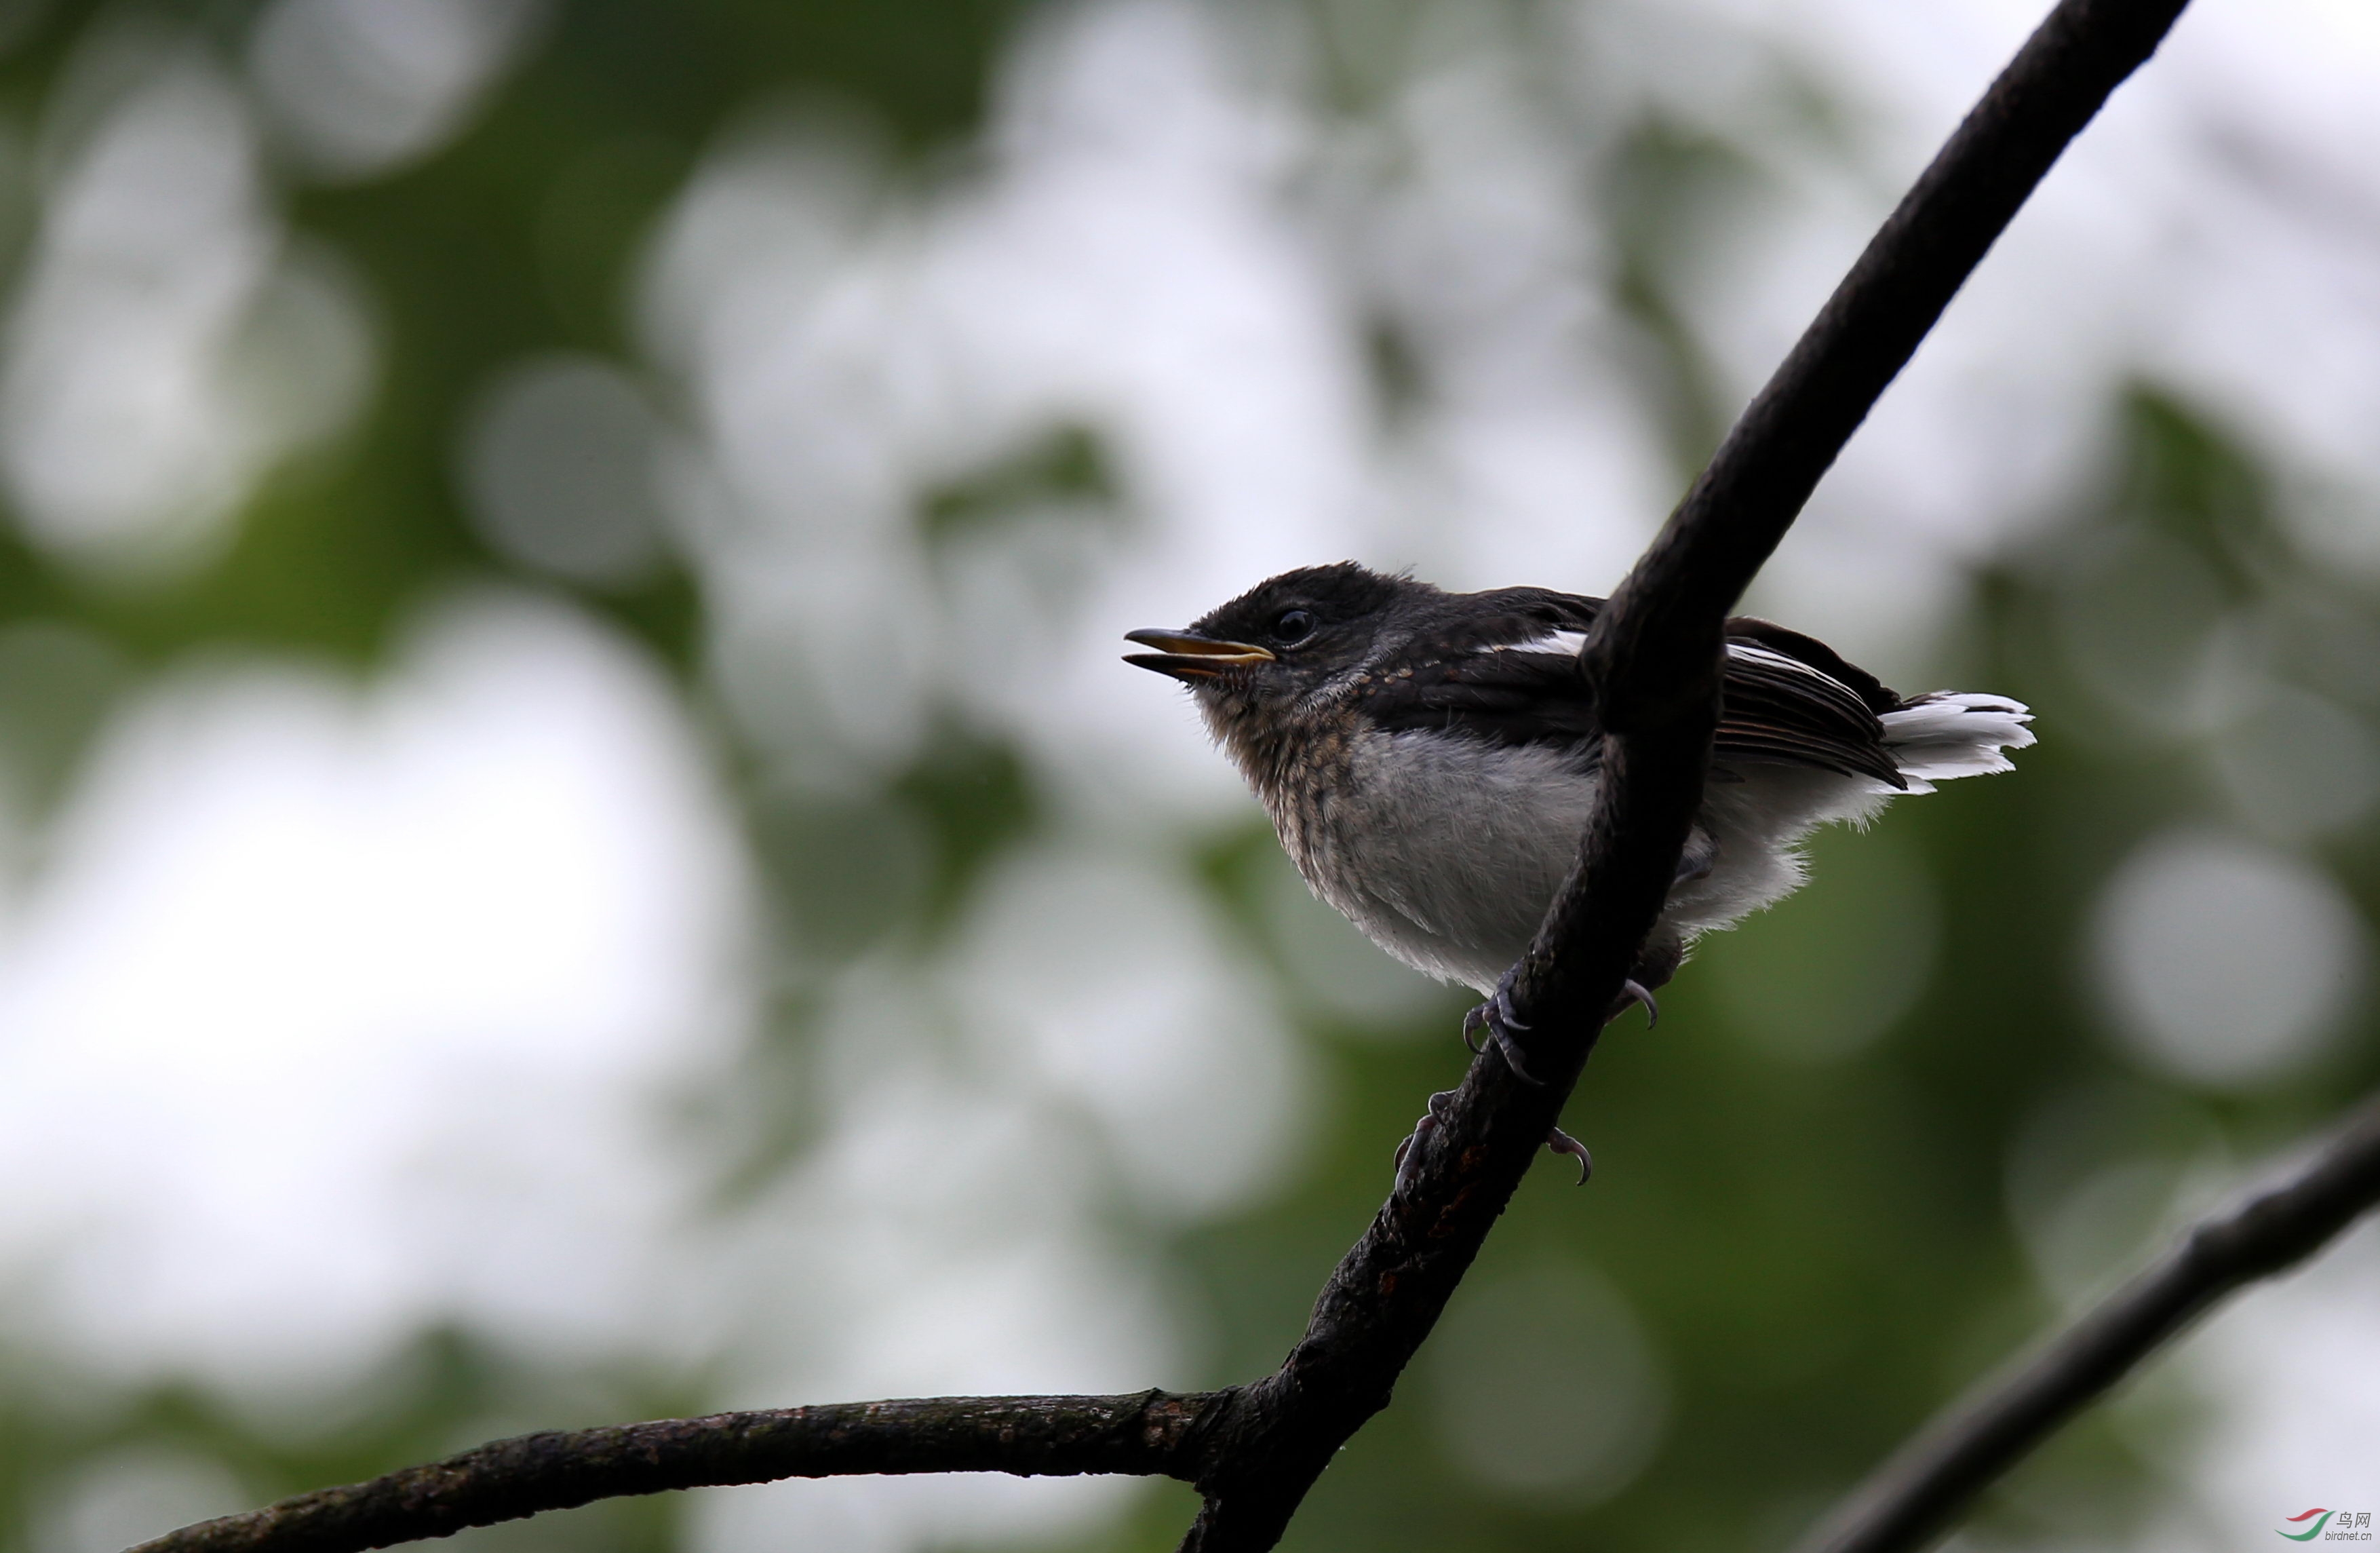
[1124,562,1421,720]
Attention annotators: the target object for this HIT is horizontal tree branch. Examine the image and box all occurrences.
[128,1391,1230,1553]
[1795,1092,2380,1553]
[136,1080,2380,1553]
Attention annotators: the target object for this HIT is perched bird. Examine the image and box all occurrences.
[1125,562,2032,1162]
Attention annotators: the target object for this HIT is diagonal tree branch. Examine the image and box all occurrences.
[1174,2,2190,1546]
[129,5,2201,1553]
[1794,1093,2380,1553]
[1519,0,2193,1043]
[128,1392,1231,1553]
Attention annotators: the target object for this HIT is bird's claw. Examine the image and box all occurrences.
[1470,969,1652,1061]
[1392,1090,1460,1183]
[1394,1092,1593,1189]
[1461,1004,1486,1056]
[1546,1126,1593,1185]
[1611,978,1658,1029]
[1462,975,1543,1085]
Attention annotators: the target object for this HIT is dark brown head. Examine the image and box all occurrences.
[1123,563,1434,790]
[1123,562,1422,714]
[1126,560,1605,708]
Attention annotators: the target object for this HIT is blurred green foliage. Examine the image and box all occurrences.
[0,6,2374,1553]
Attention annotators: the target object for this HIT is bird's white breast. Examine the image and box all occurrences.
[1281,727,1891,995]
[1287,729,1600,993]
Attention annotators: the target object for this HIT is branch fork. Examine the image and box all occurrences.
[133,9,2380,1553]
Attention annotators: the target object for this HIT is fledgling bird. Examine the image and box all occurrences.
[1125,562,2033,1100]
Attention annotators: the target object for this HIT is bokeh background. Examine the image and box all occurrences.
[0,1,2375,1551]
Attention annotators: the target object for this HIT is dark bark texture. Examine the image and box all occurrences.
[1180,3,2195,1545]
[130,7,2303,1553]
[130,1392,1230,1553]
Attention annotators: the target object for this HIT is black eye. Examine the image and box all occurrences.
[1272,609,1316,645]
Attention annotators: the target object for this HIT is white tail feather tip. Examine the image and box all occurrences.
[1880,692,2035,784]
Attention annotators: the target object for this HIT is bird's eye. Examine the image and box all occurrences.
[1272,609,1315,645]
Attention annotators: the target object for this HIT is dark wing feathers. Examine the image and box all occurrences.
[1358,592,1907,788]
[1357,651,1605,753]
[1713,640,1905,786]
[1721,616,1900,713]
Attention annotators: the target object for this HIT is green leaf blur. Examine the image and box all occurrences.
[0,7,2373,1553]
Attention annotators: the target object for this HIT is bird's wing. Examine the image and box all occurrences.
[1712,640,1903,786]
[1359,601,1906,788]
[1357,647,1606,752]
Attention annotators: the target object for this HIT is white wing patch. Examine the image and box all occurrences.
[1496,629,1588,656]
[1724,639,1858,692]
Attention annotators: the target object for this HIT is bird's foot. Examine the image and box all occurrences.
[1609,978,1658,1029]
[1461,971,1542,1084]
[1392,1090,1459,1183]
[1392,1092,1593,1187]
[1546,1125,1593,1185]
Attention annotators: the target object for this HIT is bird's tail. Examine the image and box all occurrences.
[1881,693,2035,792]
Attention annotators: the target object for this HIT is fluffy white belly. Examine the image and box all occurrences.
[1285,729,1888,994]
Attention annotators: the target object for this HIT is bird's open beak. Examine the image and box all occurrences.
[1123,628,1276,682]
